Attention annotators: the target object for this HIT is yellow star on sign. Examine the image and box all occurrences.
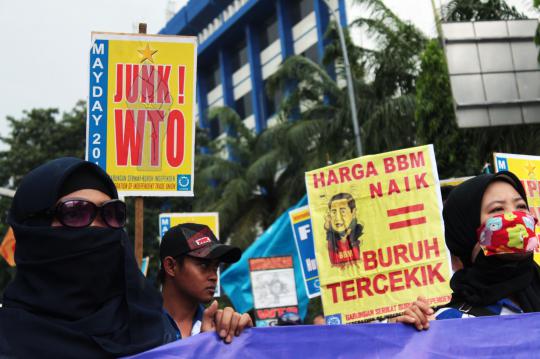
[525,161,536,177]
[138,44,158,63]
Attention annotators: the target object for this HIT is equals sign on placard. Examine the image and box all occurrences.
[386,204,426,230]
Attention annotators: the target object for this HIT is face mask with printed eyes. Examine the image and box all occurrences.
[477,211,540,256]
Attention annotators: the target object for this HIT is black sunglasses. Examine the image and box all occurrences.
[49,198,127,229]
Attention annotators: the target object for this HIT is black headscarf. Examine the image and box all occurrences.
[443,171,540,312]
[0,157,176,358]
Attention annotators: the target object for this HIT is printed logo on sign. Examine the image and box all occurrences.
[496,157,508,171]
[195,237,212,246]
[177,175,191,191]
[326,314,342,325]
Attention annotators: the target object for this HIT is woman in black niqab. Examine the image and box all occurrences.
[0,157,176,358]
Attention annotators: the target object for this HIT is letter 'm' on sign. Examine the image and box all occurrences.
[92,42,104,55]
[497,158,507,170]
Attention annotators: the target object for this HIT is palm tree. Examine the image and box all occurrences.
[442,0,526,21]
[192,0,428,247]
[193,107,283,249]
[266,0,426,159]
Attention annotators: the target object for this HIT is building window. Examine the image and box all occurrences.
[259,13,279,49]
[206,63,221,89]
[264,81,283,117]
[235,92,253,119]
[301,44,319,63]
[289,0,314,26]
[231,39,248,72]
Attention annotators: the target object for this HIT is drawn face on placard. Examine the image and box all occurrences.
[330,198,356,238]
[325,193,363,266]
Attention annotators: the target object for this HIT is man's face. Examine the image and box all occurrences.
[330,199,355,235]
[173,256,220,303]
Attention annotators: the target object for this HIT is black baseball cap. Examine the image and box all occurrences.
[160,223,241,263]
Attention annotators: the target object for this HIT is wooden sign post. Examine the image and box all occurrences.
[134,23,147,268]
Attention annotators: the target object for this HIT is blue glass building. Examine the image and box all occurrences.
[160,0,347,138]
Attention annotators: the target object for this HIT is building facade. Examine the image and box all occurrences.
[160,0,347,138]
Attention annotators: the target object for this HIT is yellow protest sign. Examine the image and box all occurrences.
[493,153,540,263]
[305,145,451,323]
[494,153,540,220]
[159,212,219,240]
[87,33,197,196]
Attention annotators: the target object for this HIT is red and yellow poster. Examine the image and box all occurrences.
[158,212,219,241]
[87,32,197,196]
[493,152,540,263]
[305,145,451,323]
[494,153,540,221]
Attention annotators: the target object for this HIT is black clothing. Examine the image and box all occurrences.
[443,171,540,313]
[0,157,176,358]
[443,171,527,267]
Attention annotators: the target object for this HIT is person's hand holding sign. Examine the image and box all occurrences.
[201,301,253,343]
[389,296,434,331]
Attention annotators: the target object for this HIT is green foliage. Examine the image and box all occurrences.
[415,40,540,178]
[193,107,285,249]
[351,0,427,98]
[0,101,86,187]
[442,0,527,21]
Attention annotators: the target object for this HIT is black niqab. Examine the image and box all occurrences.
[443,171,540,312]
[0,157,176,358]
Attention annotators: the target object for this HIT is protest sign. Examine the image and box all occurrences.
[305,145,451,323]
[289,206,320,298]
[159,212,219,240]
[87,32,197,196]
[249,256,299,327]
[159,212,221,296]
[494,153,540,221]
[221,197,310,321]
[493,152,540,263]
[440,176,473,188]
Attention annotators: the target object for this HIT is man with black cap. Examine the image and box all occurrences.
[160,223,253,343]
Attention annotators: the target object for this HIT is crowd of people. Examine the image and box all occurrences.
[1,157,539,357]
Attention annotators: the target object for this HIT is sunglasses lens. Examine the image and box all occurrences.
[57,200,95,228]
[102,200,126,228]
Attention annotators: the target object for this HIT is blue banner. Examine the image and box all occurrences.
[125,313,540,358]
[221,196,309,320]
